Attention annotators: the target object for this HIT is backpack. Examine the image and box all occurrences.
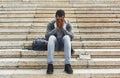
[32,38,47,51]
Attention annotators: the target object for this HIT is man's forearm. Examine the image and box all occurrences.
[62,28,74,40]
[45,28,57,39]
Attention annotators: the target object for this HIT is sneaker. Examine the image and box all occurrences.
[64,64,73,74]
[47,64,54,74]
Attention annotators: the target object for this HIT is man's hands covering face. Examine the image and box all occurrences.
[56,16,64,29]
[57,20,64,29]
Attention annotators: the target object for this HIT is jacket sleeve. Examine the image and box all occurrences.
[62,22,74,40]
[45,21,57,40]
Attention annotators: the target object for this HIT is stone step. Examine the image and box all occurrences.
[72,0,120,1]
[71,1,120,4]
[0,58,119,69]
[0,1,118,3]
[0,23,119,29]
[76,14,120,18]
[0,35,120,41]
[0,2,120,5]
[0,1,119,3]
[1,4,120,8]
[0,41,25,49]
[71,0,120,2]
[77,49,120,58]
[0,18,120,23]
[0,4,74,8]
[77,32,120,36]
[0,24,78,29]
[77,28,120,33]
[0,2,69,5]
[0,35,44,41]
[1,10,120,14]
[0,0,119,1]
[0,10,75,14]
[77,41,120,49]
[29,28,120,34]
[1,3,120,8]
[77,23,120,28]
[0,8,76,11]
[25,41,120,49]
[72,4,120,8]
[0,14,76,18]
[0,0,69,2]
[0,41,120,49]
[77,18,120,23]
[0,69,120,78]
[0,49,79,58]
[0,18,76,23]
[0,1,69,3]
[75,11,120,14]
[0,29,30,35]
[0,35,43,41]
[74,35,120,41]
[74,8,120,11]
[0,23,119,28]
[1,14,120,18]
[0,58,83,69]
[0,7,120,11]
[0,35,27,41]
[0,49,120,58]
[0,23,61,29]
[0,29,79,35]
[88,58,120,68]
[0,35,77,41]
[0,1,119,4]
[0,41,79,49]
[0,23,46,27]
[1,23,119,28]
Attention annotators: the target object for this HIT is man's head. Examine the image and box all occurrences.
[55,9,65,17]
[55,9,65,28]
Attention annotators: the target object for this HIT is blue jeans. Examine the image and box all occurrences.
[47,35,71,64]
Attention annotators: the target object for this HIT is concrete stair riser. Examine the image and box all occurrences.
[0,49,120,58]
[0,69,120,78]
[1,3,120,8]
[0,58,119,69]
[1,11,120,14]
[0,35,120,41]
[0,41,120,49]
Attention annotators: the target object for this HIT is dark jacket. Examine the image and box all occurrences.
[45,19,74,40]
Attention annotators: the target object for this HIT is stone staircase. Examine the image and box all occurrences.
[0,0,120,78]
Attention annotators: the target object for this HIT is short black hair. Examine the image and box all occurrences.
[55,9,65,17]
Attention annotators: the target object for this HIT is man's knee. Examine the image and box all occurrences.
[48,35,56,41]
[63,35,70,41]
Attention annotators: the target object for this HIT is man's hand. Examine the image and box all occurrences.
[56,16,64,29]
[57,20,64,29]
[57,21,63,29]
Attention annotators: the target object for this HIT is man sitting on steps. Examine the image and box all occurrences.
[45,9,74,74]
